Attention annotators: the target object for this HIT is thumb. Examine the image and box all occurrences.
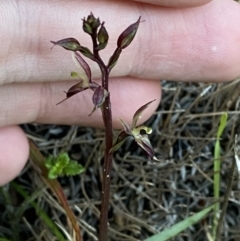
[0,126,29,186]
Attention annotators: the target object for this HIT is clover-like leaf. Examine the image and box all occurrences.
[131,99,156,129]
[45,153,70,179]
[45,152,85,179]
[62,160,85,176]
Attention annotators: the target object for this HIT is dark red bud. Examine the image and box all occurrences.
[92,86,106,107]
[117,16,141,49]
[50,38,81,51]
[56,81,89,105]
[89,86,108,116]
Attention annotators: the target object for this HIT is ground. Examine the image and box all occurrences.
[1,80,240,241]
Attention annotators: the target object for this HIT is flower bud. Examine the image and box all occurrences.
[97,22,109,50]
[56,80,89,105]
[117,16,141,49]
[83,12,100,35]
[50,38,81,51]
[89,86,108,116]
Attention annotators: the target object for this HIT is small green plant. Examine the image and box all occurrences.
[50,13,157,241]
[29,141,83,241]
[45,152,85,179]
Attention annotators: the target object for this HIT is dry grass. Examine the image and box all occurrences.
[1,78,240,241]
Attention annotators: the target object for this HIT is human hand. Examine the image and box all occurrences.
[1,0,240,185]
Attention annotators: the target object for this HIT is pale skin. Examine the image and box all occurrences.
[1,0,240,185]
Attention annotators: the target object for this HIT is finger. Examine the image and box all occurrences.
[132,0,212,8]
[0,78,161,128]
[1,0,240,84]
[0,126,29,186]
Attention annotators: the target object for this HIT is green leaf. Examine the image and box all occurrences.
[217,112,228,138]
[145,205,214,241]
[62,161,85,176]
[46,153,69,179]
[45,153,85,179]
[212,112,228,239]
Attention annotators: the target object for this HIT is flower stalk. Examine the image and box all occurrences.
[51,13,156,241]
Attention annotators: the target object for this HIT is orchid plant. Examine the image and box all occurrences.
[50,12,157,241]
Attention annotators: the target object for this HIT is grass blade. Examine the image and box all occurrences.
[145,205,214,241]
[212,112,228,239]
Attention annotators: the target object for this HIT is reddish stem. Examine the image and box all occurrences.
[91,32,113,241]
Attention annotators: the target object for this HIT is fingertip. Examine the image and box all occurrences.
[0,126,29,186]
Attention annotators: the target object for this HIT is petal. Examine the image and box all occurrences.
[132,100,156,128]
[119,118,132,135]
[72,52,92,82]
[135,134,154,159]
